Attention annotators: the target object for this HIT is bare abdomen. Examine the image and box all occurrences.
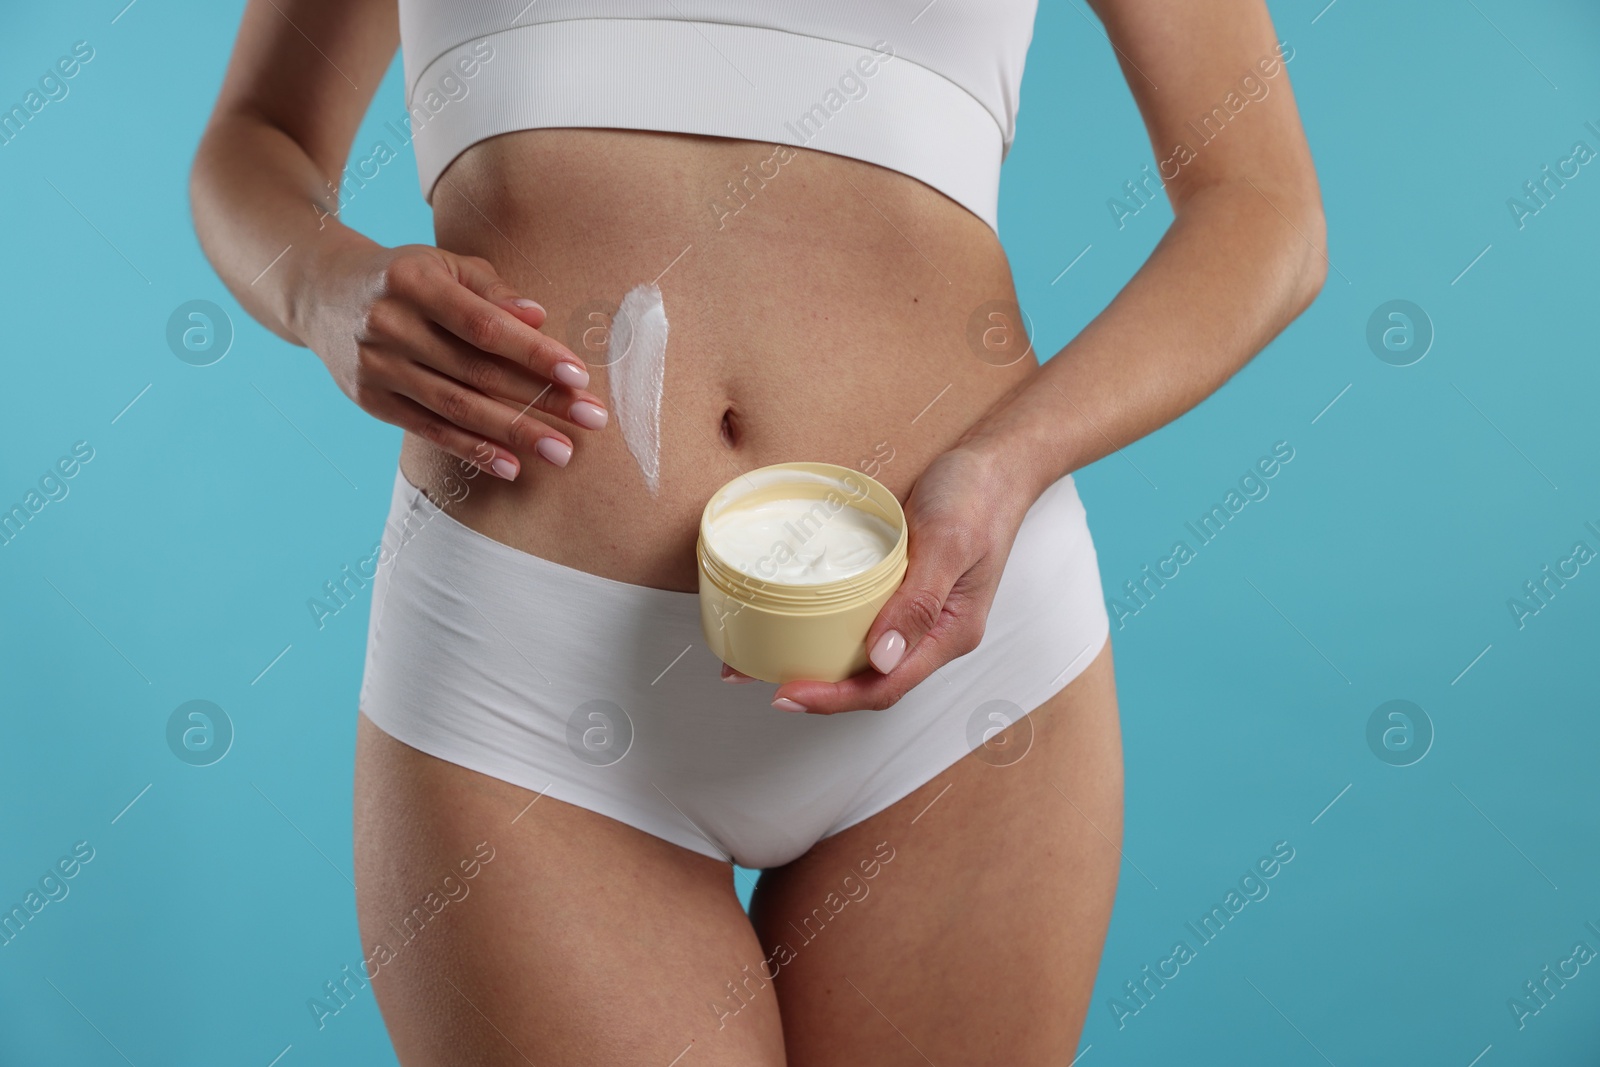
[400,128,1036,591]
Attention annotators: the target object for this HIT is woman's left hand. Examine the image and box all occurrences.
[725,445,1035,715]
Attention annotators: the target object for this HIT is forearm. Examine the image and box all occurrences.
[960,179,1327,503]
[189,107,376,347]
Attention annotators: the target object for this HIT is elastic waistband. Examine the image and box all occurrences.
[406,18,1004,232]
[381,465,701,617]
[380,462,1083,607]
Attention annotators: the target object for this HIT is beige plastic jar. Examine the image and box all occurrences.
[696,461,908,684]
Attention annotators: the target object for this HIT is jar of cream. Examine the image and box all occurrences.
[697,462,908,683]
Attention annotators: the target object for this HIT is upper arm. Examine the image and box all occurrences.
[1084,0,1320,214]
[205,0,400,182]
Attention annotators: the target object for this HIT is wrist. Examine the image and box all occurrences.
[283,224,380,345]
[951,401,1066,510]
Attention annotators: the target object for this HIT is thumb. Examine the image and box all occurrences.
[451,253,548,329]
[864,527,967,675]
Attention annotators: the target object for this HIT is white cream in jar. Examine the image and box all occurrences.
[704,477,899,585]
[697,462,909,682]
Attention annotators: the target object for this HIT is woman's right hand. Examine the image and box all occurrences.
[294,238,608,481]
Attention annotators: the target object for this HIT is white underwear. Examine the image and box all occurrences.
[359,465,1110,870]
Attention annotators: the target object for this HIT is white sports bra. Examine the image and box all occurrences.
[397,2,1039,233]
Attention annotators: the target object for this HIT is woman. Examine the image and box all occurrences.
[191,1,1323,1062]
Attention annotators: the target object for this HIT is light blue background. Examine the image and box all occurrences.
[3,1,1597,1064]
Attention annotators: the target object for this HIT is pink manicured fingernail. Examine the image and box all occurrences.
[489,457,518,481]
[569,400,608,430]
[722,670,753,684]
[512,298,544,313]
[535,438,572,467]
[552,361,590,389]
[772,697,807,712]
[869,629,906,673]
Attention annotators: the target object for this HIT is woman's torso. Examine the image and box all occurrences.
[400,127,1037,591]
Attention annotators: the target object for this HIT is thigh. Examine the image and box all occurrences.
[352,713,786,1066]
[749,638,1122,1066]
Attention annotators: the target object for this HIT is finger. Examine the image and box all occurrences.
[378,392,522,481]
[402,257,590,388]
[453,255,549,329]
[393,363,575,470]
[720,663,755,684]
[409,330,609,432]
[861,521,975,675]
[771,626,967,715]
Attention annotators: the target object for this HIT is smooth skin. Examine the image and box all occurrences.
[192,0,1322,1062]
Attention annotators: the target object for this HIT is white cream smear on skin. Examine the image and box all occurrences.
[607,283,668,494]
[706,496,899,585]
